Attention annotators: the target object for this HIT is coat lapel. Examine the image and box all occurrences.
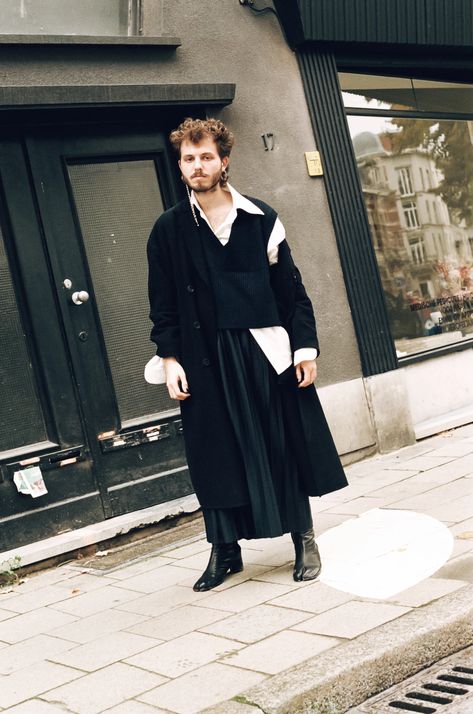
[177,202,211,288]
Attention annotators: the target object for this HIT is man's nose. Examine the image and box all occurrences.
[194,157,202,169]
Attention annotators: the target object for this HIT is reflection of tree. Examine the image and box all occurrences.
[391,118,473,224]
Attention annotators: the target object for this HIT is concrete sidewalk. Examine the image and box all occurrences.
[0,424,473,713]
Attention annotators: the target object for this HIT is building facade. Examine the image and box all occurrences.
[0,0,472,551]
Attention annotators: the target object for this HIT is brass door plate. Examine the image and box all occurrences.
[305,151,323,176]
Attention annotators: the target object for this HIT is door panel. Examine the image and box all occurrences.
[0,220,47,452]
[26,128,192,518]
[66,158,171,422]
[0,140,107,548]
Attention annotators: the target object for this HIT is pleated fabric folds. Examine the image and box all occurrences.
[202,328,313,543]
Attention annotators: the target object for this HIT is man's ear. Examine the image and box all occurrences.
[222,156,229,170]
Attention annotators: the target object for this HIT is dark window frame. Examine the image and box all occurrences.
[343,91,473,366]
[298,48,473,375]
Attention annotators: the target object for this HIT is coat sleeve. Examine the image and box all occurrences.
[271,239,320,356]
[147,221,181,359]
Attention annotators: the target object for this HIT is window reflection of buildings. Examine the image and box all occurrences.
[352,128,473,345]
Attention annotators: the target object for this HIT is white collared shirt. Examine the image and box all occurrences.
[191,184,317,374]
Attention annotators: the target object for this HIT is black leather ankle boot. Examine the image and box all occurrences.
[291,528,321,582]
[193,542,243,592]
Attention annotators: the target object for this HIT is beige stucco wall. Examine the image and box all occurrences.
[155,0,362,388]
[0,0,362,388]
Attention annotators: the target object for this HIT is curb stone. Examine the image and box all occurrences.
[202,584,473,714]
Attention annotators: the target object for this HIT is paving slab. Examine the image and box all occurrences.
[41,662,167,714]
[177,563,271,590]
[322,496,390,514]
[221,629,339,674]
[0,606,77,643]
[0,607,16,622]
[103,555,176,580]
[291,600,411,639]
[432,551,473,582]
[48,630,158,671]
[0,584,84,614]
[125,631,245,677]
[429,441,473,457]
[192,579,296,613]
[47,608,148,644]
[0,660,83,709]
[268,580,354,614]
[2,701,78,713]
[426,495,473,523]
[0,633,76,675]
[126,603,232,641]
[384,577,468,607]
[391,476,472,511]
[103,702,172,714]
[249,563,311,586]
[115,584,212,617]
[48,584,142,617]
[109,564,203,594]
[199,603,313,643]
[394,454,456,470]
[137,662,266,714]
[4,427,473,714]
[220,584,473,714]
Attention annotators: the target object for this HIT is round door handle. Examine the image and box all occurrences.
[71,290,90,305]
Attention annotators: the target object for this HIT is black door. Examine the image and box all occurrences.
[0,127,191,550]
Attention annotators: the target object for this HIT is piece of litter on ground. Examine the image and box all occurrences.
[457,531,473,540]
[317,508,453,599]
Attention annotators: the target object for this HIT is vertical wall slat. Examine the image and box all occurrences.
[297,50,398,376]
[296,0,473,47]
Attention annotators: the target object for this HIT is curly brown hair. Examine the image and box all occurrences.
[169,117,234,158]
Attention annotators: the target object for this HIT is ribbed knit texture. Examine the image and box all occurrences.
[198,209,281,329]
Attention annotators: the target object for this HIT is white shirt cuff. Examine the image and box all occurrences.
[294,347,318,365]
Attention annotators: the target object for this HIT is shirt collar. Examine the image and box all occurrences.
[190,183,264,217]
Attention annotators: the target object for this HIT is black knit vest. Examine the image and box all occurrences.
[198,203,281,329]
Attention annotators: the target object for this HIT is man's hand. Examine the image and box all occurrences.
[164,357,190,400]
[295,359,317,388]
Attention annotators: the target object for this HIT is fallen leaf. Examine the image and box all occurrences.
[71,588,81,595]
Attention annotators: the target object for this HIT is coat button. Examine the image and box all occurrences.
[202,357,210,366]
[293,272,298,282]
[193,321,201,329]
[187,284,195,293]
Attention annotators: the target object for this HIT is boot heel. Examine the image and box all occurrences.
[230,556,243,573]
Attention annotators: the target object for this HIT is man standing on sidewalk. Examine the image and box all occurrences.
[147,117,347,592]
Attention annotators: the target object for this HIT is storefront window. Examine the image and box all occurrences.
[340,73,473,357]
[0,0,135,36]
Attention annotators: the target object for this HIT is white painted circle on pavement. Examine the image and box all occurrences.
[317,508,453,599]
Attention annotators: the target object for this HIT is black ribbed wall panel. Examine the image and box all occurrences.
[297,0,473,47]
[298,50,398,376]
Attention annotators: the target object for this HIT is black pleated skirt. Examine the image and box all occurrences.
[203,328,313,543]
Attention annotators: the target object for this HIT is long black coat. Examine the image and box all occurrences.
[147,198,348,509]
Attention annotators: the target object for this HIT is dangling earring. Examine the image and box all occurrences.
[220,167,229,186]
